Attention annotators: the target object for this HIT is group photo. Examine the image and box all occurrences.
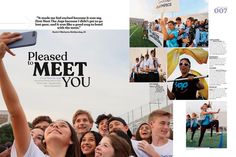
[130,0,208,48]
[129,48,167,82]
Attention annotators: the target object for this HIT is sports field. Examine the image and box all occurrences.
[186,130,227,148]
[130,24,156,47]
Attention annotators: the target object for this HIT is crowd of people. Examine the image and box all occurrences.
[144,16,209,47]
[186,102,222,147]
[130,48,165,82]
[0,32,173,157]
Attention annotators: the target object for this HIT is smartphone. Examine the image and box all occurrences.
[8,31,37,49]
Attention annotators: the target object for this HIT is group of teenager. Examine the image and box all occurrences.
[0,32,173,157]
[150,17,208,47]
[130,49,161,82]
[186,102,222,147]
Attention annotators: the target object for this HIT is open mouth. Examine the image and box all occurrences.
[82,145,93,151]
[142,132,148,136]
[78,126,87,130]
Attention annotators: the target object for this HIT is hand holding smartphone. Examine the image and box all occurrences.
[7,31,37,49]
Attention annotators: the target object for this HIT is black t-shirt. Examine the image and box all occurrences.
[172,73,200,100]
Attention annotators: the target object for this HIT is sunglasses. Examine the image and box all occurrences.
[179,63,189,66]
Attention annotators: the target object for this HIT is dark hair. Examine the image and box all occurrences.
[106,134,132,157]
[176,17,181,21]
[108,117,127,126]
[32,116,52,128]
[110,129,137,157]
[180,58,191,66]
[0,145,6,153]
[43,121,80,157]
[80,131,102,157]
[135,123,152,144]
[168,20,175,25]
[187,17,195,22]
[108,117,133,138]
[150,49,156,56]
[186,114,191,118]
[95,114,112,128]
[201,103,211,109]
[42,121,80,157]
[64,121,81,157]
[168,128,173,140]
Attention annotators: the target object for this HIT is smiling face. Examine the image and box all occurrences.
[81,132,97,156]
[168,22,175,30]
[31,128,44,146]
[98,119,109,136]
[44,120,73,146]
[150,116,170,139]
[179,59,190,76]
[95,136,114,157]
[202,104,208,111]
[186,19,193,27]
[139,124,151,140]
[108,120,128,133]
[73,114,93,135]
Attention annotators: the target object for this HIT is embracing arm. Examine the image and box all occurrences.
[0,42,30,156]
[138,141,160,157]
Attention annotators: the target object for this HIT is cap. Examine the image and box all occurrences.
[108,116,133,138]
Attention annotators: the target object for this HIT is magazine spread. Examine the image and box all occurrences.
[0,0,234,157]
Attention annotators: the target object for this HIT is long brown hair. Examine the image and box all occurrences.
[106,134,131,157]
[135,122,152,144]
[43,121,80,157]
[65,121,80,157]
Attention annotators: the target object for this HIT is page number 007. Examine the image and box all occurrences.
[214,7,227,14]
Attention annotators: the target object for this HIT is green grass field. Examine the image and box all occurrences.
[130,24,156,47]
[186,130,227,148]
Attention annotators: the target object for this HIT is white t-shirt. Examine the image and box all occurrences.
[132,62,140,73]
[11,137,49,157]
[147,57,158,71]
[139,59,148,73]
[143,59,149,70]
[131,139,173,157]
[175,23,185,40]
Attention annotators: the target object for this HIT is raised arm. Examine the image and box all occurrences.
[201,109,220,115]
[0,40,30,156]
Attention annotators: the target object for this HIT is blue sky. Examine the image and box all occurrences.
[130,0,208,20]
